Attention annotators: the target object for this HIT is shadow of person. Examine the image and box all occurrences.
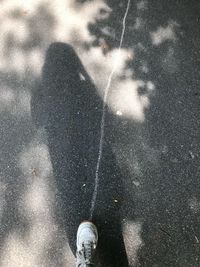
[31,42,129,267]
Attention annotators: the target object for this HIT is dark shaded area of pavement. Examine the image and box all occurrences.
[87,0,200,266]
[31,42,129,267]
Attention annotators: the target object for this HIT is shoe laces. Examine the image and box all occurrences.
[84,242,94,263]
[78,241,94,265]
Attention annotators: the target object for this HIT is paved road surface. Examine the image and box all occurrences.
[0,0,200,266]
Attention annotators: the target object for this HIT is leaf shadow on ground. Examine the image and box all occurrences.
[0,4,63,266]
[84,0,200,266]
[1,0,200,266]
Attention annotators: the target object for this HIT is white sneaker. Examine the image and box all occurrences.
[76,221,98,267]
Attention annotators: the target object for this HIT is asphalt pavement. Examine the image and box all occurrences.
[0,0,200,266]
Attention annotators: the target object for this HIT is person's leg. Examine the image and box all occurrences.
[76,221,98,267]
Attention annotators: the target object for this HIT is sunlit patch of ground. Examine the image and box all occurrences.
[122,220,143,266]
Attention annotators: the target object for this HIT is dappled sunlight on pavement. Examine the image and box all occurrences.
[0,0,153,121]
[0,130,75,266]
[0,0,200,266]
